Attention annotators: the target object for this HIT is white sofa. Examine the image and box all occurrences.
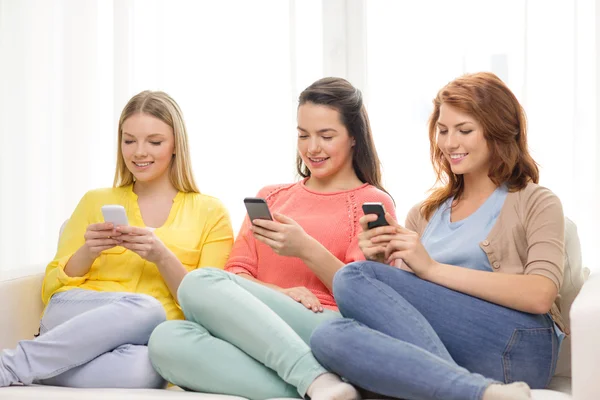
[0,218,598,400]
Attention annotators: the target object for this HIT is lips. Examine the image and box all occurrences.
[307,157,329,165]
[132,161,154,168]
[449,153,467,164]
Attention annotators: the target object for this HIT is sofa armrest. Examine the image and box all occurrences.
[570,272,600,400]
[0,273,45,350]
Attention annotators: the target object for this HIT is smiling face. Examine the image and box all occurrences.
[436,103,491,178]
[120,113,175,184]
[296,102,356,185]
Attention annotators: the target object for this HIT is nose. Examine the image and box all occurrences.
[134,143,147,158]
[308,136,320,154]
[444,131,459,151]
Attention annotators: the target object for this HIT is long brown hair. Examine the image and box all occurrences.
[113,90,199,193]
[297,77,388,195]
[421,72,539,219]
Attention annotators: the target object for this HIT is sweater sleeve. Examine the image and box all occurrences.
[344,190,397,263]
[405,202,425,234]
[522,187,565,290]
[224,186,277,277]
[41,191,95,305]
[197,199,234,269]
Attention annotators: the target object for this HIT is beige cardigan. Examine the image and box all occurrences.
[406,183,566,333]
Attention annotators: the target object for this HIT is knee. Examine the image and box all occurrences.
[148,321,183,367]
[123,293,166,333]
[148,320,207,368]
[333,261,374,307]
[177,267,227,305]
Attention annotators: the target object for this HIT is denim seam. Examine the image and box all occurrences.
[544,327,558,388]
[502,327,554,384]
[502,329,518,382]
[356,264,450,359]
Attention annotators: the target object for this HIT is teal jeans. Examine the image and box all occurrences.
[148,267,341,400]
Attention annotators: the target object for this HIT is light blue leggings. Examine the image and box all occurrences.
[0,288,167,388]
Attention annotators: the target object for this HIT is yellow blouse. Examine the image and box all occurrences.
[42,185,234,320]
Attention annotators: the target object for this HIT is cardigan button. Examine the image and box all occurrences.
[492,262,500,269]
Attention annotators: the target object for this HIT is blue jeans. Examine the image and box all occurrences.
[0,289,167,388]
[310,261,560,400]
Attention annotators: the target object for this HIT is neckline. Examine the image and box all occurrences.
[126,184,183,230]
[299,177,370,196]
[447,185,507,225]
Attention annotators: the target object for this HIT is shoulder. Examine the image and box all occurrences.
[256,183,298,200]
[356,185,395,210]
[356,185,393,201]
[509,183,563,214]
[184,192,228,210]
[406,202,427,233]
[80,186,127,203]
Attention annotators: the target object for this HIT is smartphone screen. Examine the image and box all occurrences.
[243,197,273,223]
[362,202,388,229]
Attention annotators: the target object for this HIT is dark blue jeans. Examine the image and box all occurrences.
[310,261,560,400]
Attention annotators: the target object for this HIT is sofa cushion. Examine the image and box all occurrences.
[554,218,587,377]
[0,385,248,399]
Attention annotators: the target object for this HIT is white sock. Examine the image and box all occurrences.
[306,373,361,400]
[482,382,531,400]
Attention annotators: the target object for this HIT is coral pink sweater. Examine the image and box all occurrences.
[225,179,396,309]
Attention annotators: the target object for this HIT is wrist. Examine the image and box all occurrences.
[80,245,99,262]
[155,247,176,267]
[421,260,443,281]
[298,235,321,262]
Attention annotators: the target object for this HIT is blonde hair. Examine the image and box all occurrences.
[113,90,199,193]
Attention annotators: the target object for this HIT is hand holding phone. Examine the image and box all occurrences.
[243,197,273,223]
[101,205,129,226]
[362,202,389,229]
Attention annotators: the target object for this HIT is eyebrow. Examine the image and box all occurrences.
[436,121,472,128]
[123,132,166,138]
[297,127,338,134]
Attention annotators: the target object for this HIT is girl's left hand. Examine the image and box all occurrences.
[251,213,313,258]
[115,226,170,264]
[383,214,438,279]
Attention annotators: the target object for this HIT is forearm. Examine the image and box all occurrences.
[155,250,188,300]
[300,238,344,291]
[237,272,282,291]
[63,246,96,277]
[423,263,558,314]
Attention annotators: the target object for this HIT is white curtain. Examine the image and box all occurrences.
[0,0,598,277]
[361,0,599,272]
[0,0,325,277]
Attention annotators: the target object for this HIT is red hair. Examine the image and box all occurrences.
[421,72,539,219]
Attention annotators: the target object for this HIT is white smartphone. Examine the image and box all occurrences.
[101,205,129,226]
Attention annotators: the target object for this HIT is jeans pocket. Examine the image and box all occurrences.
[502,327,557,388]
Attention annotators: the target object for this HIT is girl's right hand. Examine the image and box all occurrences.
[358,213,399,263]
[83,222,122,258]
[278,286,323,313]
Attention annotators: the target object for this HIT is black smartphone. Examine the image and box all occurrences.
[243,197,273,223]
[362,202,388,229]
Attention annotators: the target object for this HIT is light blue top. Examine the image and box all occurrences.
[420,185,509,271]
